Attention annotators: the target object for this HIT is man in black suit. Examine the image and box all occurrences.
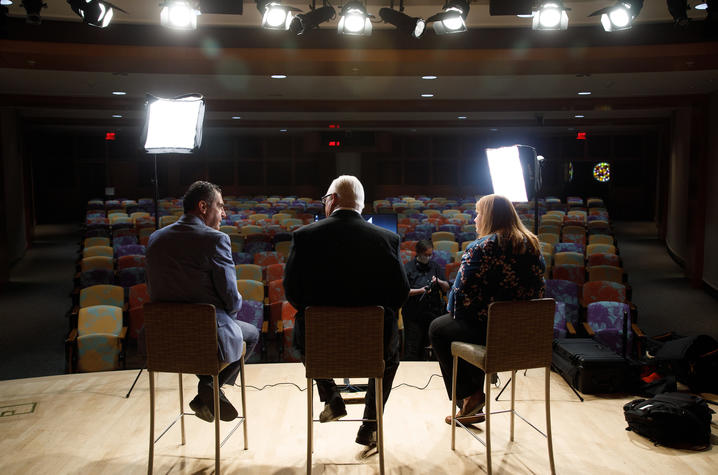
[284,175,409,447]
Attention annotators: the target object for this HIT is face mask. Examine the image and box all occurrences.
[416,255,430,265]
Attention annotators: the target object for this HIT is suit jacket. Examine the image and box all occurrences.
[146,214,244,363]
[284,209,410,354]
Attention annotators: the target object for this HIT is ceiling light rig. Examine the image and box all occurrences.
[258,0,302,31]
[338,1,373,36]
[67,0,127,28]
[21,0,46,24]
[289,0,335,35]
[666,0,690,25]
[427,0,470,35]
[589,0,642,31]
[379,0,425,38]
[160,0,201,31]
[532,1,569,31]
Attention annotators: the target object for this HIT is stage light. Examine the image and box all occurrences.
[160,0,200,31]
[289,5,335,35]
[379,6,425,38]
[486,145,529,202]
[666,0,690,25]
[589,0,642,31]
[422,75,437,79]
[21,0,46,24]
[427,0,469,35]
[337,1,372,36]
[67,0,126,28]
[532,1,569,30]
[1,1,13,5]
[695,2,707,10]
[259,0,301,31]
[142,94,205,154]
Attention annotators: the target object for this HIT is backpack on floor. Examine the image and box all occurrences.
[623,392,714,449]
[654,334,718,393]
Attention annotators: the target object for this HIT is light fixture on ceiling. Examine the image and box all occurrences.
[589,0,642,31]
[666,0,690,25]
[422,75,437,79]
[1,0,13,5]
[427,0,470,35]
[578,91,592,95]
[694,2,707,10]
[532,1,569,30]
[21,0,46,24]
[379,0,425,38]
[338,1,373,36]
[67,0,126,28]
[160,0,200,30]
[289,1,335,35]
[112,91,126,95]
[258,0,301,31]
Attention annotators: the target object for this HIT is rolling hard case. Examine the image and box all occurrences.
[552,338,630,394]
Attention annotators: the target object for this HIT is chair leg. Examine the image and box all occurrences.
[307,378,313,475]
[545,367,556,474]
[485,373,492,475]
[178,373,186,446]
[240,353,248,450]
[375,378,385,475]
[148,370,155,475]
[213,374,220,475]
[510,369,516,442]
[451,355,458,450]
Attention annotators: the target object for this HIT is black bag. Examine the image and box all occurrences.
[552,338,631,394]
[623,392,714,449]
[654,334,718,393]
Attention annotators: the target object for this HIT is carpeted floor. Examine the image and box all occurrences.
[0,221,715,382]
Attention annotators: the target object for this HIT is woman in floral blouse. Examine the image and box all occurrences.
[429,194,545,424]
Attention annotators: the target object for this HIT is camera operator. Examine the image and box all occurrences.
[402,240,451,360]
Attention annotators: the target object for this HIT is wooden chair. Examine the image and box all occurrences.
[450,299,556,475]
[144,302,248,475]
[304,306,386,475]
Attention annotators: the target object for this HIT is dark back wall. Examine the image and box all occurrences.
[27,127,661,223]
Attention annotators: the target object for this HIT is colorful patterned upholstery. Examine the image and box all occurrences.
[554,242,584,254]
[274,240,291,260]
[432,231,455,242]
[431,249,451,273]
[254,251,283,267]
[128,283,150,339]
[265,263,285,283]
[445,262,460,282]
[588,265,624,283]
[545,279,580,308]
[554,251,584,267]
[81,256,114,273]
[268,279,285,304]
[83,245,114,259]
[79,269,115,288]
[84,237,110,248]
[237,279,264,302]
[245,239,273,255]
[235,264,263,281]
[553,301,575,339]
[399,249,415,265]
[400,240,418,251]
[76,305,124,372]
[116,267,146,288]
[583,281,627,306]
[232,252,254,265]
[438,224,460,235]
[434,240,459,254]
[587,243,616,256]
[586,301,633,354]
[220,225,237,234]
[552,264,585,285]
[588,234,614,246]
[115,244,146,258]
[235,299,264,331]
[117,254,145,270]
[457,231,476,244]
[587,252,621,268]
[538,233,559,245]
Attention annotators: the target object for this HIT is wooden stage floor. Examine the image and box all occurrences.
[0,362,715,474]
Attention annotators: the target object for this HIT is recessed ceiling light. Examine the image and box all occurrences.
[112,91,126,96]
[112,114,123,118]
[280,129,287,132]
[457,116,467,119]
[421,93,434,98]
[422,75,437,80]
[232,116,241,120]
[489,128,498,131]
[271,74,287,79]
[695,3,707,10]
[574,114,585,118]
[577,91,592,95]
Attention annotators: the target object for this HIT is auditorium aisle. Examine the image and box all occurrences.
[613,221,718,340]
[0,224,80,381]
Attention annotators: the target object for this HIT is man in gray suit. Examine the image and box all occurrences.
[146,181,258,422]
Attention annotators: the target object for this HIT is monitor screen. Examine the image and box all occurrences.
[314,213,398,234]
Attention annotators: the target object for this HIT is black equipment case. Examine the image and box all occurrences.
[552,338,631,394]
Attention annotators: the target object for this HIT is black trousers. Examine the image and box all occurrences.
[428,313,487,401]
[300,313,401,431]
[402,301,442,361]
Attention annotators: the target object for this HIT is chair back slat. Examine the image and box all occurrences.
[305,306,384,379]
[144,302,220,375]
[484,299,555,373]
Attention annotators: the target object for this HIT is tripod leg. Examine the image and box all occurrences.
[126,367,144,398]
[494,377,511,401]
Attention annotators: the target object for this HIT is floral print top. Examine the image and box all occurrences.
[448,233,546,322]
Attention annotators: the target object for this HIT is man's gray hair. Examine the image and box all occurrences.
[327,175,365,212]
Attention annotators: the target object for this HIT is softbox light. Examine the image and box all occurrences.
[486,145,529,202]
[142,94,205,154]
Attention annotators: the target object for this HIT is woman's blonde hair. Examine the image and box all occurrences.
[475,194,540,254]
